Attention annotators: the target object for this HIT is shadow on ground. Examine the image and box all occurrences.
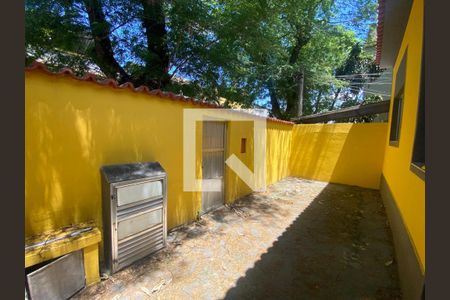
[74,178,401,300]
[224,182,401,300]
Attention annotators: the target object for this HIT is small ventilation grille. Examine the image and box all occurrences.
[117,224,164,269]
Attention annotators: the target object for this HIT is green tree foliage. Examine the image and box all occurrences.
[25,0,379,120]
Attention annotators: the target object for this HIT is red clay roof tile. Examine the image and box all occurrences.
[25,61,294,125]
[375,0,385,65]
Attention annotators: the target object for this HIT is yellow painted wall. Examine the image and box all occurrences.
[26,68,395,286]
[25,72,294,238]
[381,0,425,272]
[225,121,254,203]
[25,73,203,237]
[224,120,293,203]
[266,122,293,185]
[25,227,101,285]
[26,70,388,239]
[290,123,388,189]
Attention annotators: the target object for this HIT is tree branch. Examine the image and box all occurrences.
[82,0,131,83]
[267,79,282,118]
[313,90,323,114]
[169,37,221,80]
[139,0,170,88]
[330,87,341,110]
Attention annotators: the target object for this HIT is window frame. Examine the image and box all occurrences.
[410,47,425,181]
[389,88,404,146]
[389,49,408,147]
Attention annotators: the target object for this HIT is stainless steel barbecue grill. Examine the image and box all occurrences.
[101,161,167,274]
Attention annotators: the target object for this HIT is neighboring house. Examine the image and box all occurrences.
[218,97,270,118]
[376,0,424,299]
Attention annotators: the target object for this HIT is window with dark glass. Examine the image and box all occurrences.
[411,50,425,180]
[389,50,407,146]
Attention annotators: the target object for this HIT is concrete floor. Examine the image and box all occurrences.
[74,177,401,300]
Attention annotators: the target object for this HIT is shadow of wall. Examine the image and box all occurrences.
[224,183,401,299]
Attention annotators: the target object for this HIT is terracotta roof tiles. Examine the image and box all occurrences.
[25,61,293,125]
[375,0,385,65]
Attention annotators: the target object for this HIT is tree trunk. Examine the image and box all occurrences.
[330,88,341,110]
[268,79,282,118]
[297,70,304,117]
[139,0,170,89]
[313,90,322,114]
[285,79,297,117]
[284,25,311,118]
[285,71,304,118]
[83,0,131,83]
[289,27,311,65]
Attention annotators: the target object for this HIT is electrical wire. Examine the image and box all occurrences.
[346,87,391,97]
[334,72,392,78]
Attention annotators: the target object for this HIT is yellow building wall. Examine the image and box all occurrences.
[290,123,388,189]
[381,0,425,272]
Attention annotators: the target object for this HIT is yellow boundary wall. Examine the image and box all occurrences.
[26,0,425,277]
[290,123,388,189]
[25,72,296,237]
[26,71,388,236]
[25,71,390,280]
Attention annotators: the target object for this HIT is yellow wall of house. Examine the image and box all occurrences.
[290,123,388,189]
[381,0,425,272]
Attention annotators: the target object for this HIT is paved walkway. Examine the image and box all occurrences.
[75,177,401,300]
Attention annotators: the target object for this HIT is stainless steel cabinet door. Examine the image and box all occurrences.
[26,250,85,300]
